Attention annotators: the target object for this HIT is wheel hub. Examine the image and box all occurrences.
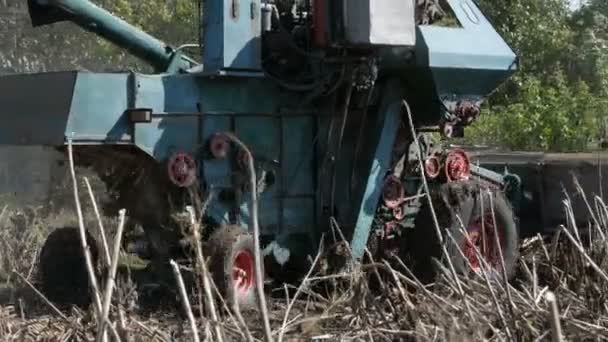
[232,250,254,295]
[463,211,505,272]
[167,152,197,187]
[424,155,441,179]
[445,149,470,182]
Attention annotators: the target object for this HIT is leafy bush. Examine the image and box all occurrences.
[464,0,608,152]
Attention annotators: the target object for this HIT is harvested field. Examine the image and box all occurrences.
[1,177,608,342]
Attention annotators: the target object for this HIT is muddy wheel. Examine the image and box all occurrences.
[408,180,519,283]
[38,227,100,308]
[207,225,261,309]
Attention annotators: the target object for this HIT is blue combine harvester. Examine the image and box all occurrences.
[0,0,520,308]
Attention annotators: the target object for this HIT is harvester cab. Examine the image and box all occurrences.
[0,0,520,308]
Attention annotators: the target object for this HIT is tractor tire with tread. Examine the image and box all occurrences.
[407,180,519,283]
[207,225,261,309]
[38,227,100,309]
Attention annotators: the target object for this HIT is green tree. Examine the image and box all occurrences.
[95,0,199,72]
[0,0,198,74]
[93,0,200,72]
[463,0,608,152]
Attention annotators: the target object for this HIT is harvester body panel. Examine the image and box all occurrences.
[0,0,522,276]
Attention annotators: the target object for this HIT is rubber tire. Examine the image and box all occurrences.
[207,225,261,309]
[38,227,100,309]
[408,180,519,283]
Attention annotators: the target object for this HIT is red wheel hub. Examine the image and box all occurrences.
[463,211,505,272]
[424,155,441,179]
[382,175,404,209]
[167,152,197,187]
[209,133,230,159]
[232,250,255,296]
[445,149,470,182]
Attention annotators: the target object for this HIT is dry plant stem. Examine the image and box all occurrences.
[329,217,355,259]
[545,291,564,342]
[96,209,126,342]
[563,198,583,245]
[220,132,273,342]
[573,177,601,231]
[206,268,251,341]
[224,295,252,342]
[117,306,129,342]
[488,192,518,323]
[278,235,324,342]
[480,260,514,341]
[67,139,104,324]
[593,196,608,229]
[364,248,397,314]
[401,99,473,320]
[381,261,415,311]
[390,257,455,315]
[532,255,539,298]
[186,206,224,342]
[559,223,608,282]
[85,177,112,266]
[364,248,389,293]
[170,259,201,342]
[593,195,608,234]
[13,270,69,321]
[445,228,476,275]
[458,220,514,341]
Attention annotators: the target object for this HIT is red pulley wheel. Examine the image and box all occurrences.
[445,149,471,182]
[167,152,197,187]
[424,155,441,179]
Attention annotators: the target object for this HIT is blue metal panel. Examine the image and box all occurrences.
[235,116,281,234]
[152,75,281,114]
[201,115,233,227]
[197,78,280,113]
[203,0,262,72]
[129,73,200,160]
[282,117,316,196]
[350,94,403,260]
[133,117,199,161]
[239,197,281,235]
[202,116,232,188]
[282,197,315,232]
[66,73,131,142]
[418,0,516,70]
[133,74,166,112]
[235,116,281,163]
[416,0,518,98]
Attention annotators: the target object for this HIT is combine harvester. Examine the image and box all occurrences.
[0,0,523,307]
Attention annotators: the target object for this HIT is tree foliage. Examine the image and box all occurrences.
[0,0,198,74]
[94,0,199,71]
[465,0,608,152]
